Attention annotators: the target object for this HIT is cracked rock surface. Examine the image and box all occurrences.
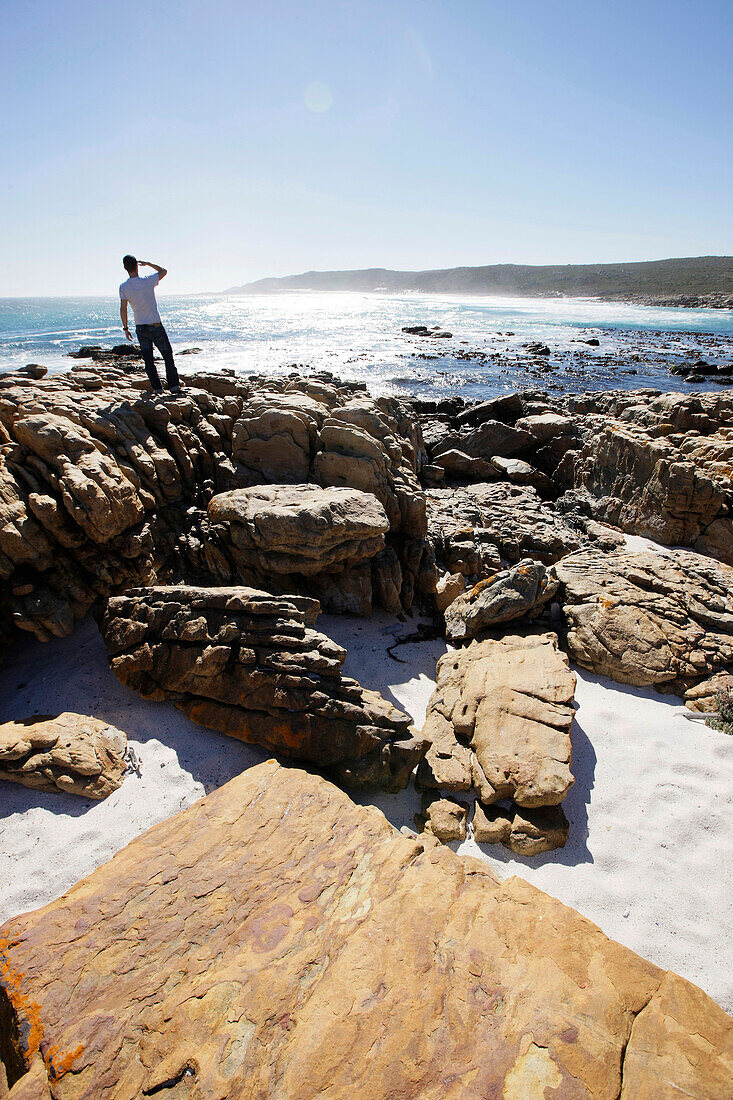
[0,712,127,799]
[426,482,582,584]
[98,584,426,791]
[0,368,431,656]
[417,633,576,853]
[203,484,391,615]
[557,390,733,565]
[0,761,730,1098]
[443,559,558,641]
[554,547,733,694]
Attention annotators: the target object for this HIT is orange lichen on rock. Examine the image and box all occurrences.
[0,935,45,1067]
[45,1043,85,1080]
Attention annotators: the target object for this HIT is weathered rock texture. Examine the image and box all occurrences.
[204,484,390,615]
[0,368,432,655]
[417,633,576,853]
[1,761,730,1098]
[98,584,425,790]
[444,559,558,641]
[472,801,570,856]
[426,482,581,585]
[414,388,733,566]
[419,633,576,807]
[557,390,733,566]
[0,713,126,799]
[555,548,733,695]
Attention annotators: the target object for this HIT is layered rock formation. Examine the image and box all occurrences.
[443,559,558,640]
[1,761,730,1099]
[417,633,576,853]
[556,390,733,565]
[98,584,426,790]
[414,388,733,567]
[0,713,127,799]
[203,484,390,615]
[0,368,431,656]
[555,547,733,695]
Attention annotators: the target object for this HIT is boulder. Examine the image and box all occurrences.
[0,713,127,799]
[454,392,525,427]
[684,671,733,713]
[558,390,733,566]
[432,449,497,481]
[443,560,558,641]
[434,570,465,613]
[432,419,535,463]
[97,585,426,791]
[418,633,575,811]
[415,792,469,841]
[207,486,389,574]
[0,761,729,1098]
[489,455,554,494]
[473,801,570,856]
[515,412,575,443]
[554,548,733,694]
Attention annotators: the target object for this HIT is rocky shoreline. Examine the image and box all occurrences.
[0,355,731,1095]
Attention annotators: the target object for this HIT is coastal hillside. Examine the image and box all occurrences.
[226,255,733,307]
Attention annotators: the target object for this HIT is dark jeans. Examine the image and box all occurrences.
[136,323,180,391]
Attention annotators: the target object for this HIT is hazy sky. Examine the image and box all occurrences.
[2,0,731,294]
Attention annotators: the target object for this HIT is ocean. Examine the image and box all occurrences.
[1,291,732,400]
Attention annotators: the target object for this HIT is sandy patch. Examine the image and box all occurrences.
[1,606,731,1013]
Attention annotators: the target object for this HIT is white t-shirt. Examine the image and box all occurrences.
[119,273,161,325]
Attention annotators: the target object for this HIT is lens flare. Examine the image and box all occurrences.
[304,81,334,113]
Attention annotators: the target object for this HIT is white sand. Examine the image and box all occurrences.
[1,604,731,1014]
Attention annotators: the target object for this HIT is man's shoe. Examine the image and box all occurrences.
[169,385,182,394]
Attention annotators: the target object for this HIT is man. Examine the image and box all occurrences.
[119,255,181,394]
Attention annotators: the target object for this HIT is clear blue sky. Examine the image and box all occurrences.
[2,0,731,294]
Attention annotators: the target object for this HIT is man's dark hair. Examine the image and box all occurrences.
[123,254,137,273]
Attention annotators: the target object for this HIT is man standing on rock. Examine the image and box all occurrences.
[119,255,181,394]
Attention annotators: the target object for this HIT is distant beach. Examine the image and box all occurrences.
[1,291,732,399]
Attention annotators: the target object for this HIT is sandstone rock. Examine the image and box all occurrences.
[207,485,389,575]
[515,411,575,443]
[0,713,127,799]
[557,390,733,566]
[684,671,733,713]
[554,548,733,693]
[432,449,497,481]
[0,370,430,651]
[426,482,581,583]
[418,633,576,810]
[432,419,535,462]
[0,761,729,1098]
[434,570,465,613]
[443,560,558,641]
[98,585,425,791]
[454,392,525,427]
[473,801,569,856]
[489,455,554,494]
[415,792,469,841]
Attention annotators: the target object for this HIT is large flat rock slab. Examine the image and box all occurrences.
[0,761,730,1097]
[555,547,733,693]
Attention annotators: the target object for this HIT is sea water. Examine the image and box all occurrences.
[1,291,731,400]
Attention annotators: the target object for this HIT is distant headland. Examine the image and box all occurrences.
[225,255,733,308]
